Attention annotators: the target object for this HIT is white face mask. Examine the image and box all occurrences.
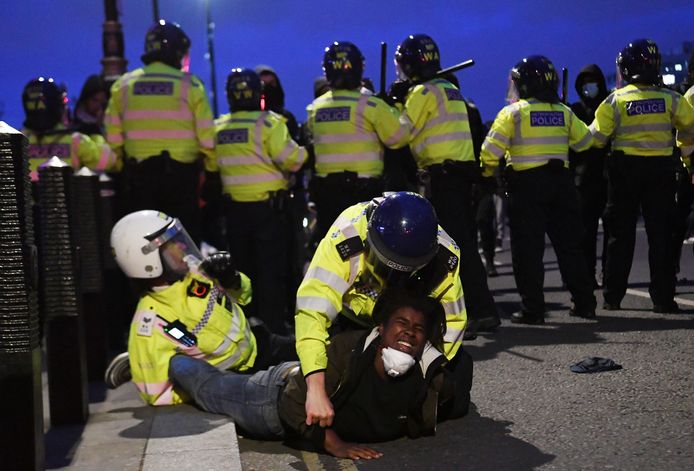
[381,347,416,377]
[582,82,599,99]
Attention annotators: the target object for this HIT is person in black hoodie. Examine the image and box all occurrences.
[255,64,300,141]
[570,64,610,288]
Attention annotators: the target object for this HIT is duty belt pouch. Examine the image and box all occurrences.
[417,168,432,198]
[270,189,290,212]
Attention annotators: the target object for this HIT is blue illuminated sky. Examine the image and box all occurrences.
[1,0,692,128]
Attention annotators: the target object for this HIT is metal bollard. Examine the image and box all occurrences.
[38,157,88,426]
[0,123,44,470]
[73,168,108,380]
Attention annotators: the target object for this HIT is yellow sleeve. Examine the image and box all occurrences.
[190,76,217,171]
[404,85,432,137]
[674,93,694,155]
[435,265,467,361]
[294,232,352,376]
[589,97,616,149]
[74,132,100,170]
[480,106,513,176]
[568,111,593,152]
[104,79,125,159]
[227,272,252,306]
[266,115,307,173]
[370,97,411,149]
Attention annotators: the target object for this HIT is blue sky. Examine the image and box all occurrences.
[1,0,692,129]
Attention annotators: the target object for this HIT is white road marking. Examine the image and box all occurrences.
[626,288,694,307]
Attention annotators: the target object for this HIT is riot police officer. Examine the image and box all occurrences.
[214,68,306,334]
[481,55,597,324]
[21,77,102,181]
[394,34,499,332]
[307,41,410,242]
[105,20,216,243]
[590,39,694,313]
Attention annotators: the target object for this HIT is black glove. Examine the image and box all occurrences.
[386,79,412,106]
[201,171,222,203]
[201,251,241,290]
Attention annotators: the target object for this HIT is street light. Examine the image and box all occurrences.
[204,0,219,117]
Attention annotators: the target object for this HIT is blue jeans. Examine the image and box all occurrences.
[169,355,299,439]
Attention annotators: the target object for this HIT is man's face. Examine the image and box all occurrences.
[379,307,428,358]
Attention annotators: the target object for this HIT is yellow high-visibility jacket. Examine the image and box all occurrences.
[481,99,593,175]
[403,78,475,168]
[294,200,467,376]
[677,85,694,168]
[215,110,306,202]
[105,62,217,172]
[591,84,694,158]
[307,89,410,177]
[23,124,101,181]
[128,271,256,405]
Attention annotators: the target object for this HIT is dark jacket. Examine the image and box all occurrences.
[570,64,610,187]
[278,328,452,449]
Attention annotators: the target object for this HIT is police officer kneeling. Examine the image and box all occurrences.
[481,56,597,324]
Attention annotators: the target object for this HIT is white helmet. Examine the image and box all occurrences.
[110,210,202,279]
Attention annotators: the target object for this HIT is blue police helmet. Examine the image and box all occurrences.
[617,39,661,85]
[322,41,364,90]
[141,19,191,68]
[511,55,559,102]
[395,34,441,82]
[367,192,439,273]
[225,68,262,112]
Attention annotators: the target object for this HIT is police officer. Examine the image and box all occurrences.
[569,64,610,288]
[214,68,306,334]
[105,20,216,243]
[307,41,411,242]
[294,192,471,427]
[481,55,597,324]
[590,39,694,313]
[21,77,103,181]
[394,34,499,332]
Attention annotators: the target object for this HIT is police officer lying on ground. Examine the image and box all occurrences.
[169,287,466,460]
[104,210,297,404]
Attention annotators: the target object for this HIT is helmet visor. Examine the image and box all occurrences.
[143,219,202,276]
[506,73,520,104]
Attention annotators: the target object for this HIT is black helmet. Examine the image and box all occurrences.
[225,68,262,112]
[141,20,191,68]
[366,192,439,287]
[617,39,661,85]
[395,34,441,82]
[22,77,65,133]
[322,41,364,90]
[511,55,559,102]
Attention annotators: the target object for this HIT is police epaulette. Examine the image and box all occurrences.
[439,245,459,272]
[336,236,365,261]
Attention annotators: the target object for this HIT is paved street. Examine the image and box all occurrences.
[239,226,694,470]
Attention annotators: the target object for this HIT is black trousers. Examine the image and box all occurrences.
[576,178,608,283]
[672,165,694,274]
[475,188,497,264]
[439,348,473,420]
[310,173,383,243]
[427,163,497,320]
[506,165,596,314]
[124,154,202,244]
[603,155,676,306]
[225,199,291,334]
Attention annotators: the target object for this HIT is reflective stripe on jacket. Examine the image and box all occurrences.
[128,271,257,405]
[215,110,306,202]
[105,62,217,171]
[677,86,694,166]
[294,201,466,376]
[23,125,100,181]
[404,79,474,168]
[590,84,694,157]
[307,90,410,177]
[481,99,592,173]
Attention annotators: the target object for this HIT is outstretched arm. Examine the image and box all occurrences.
[323,429,383,460]
[305,372,334,427]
